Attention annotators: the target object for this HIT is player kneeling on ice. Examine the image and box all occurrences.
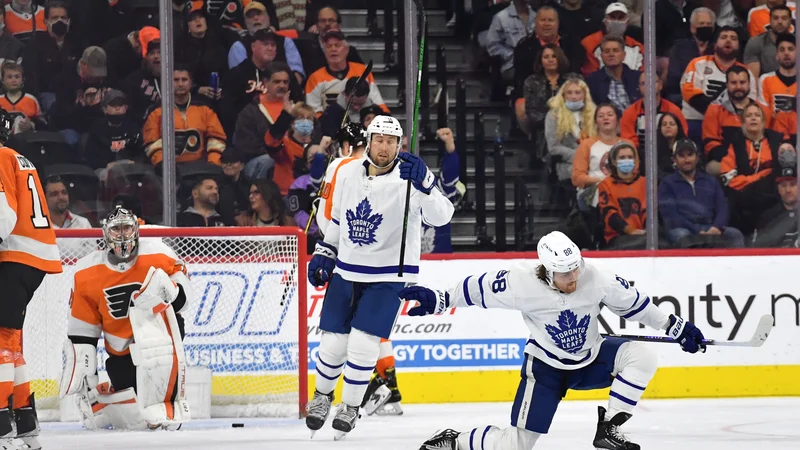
[306,115,454,440]
[59,207,193,431]
[401,231,706,450]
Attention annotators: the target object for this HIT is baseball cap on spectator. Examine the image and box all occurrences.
[345,77,370,97]
[138,26,161,58]
[80,46,108,77]
[244,1,266,15]
[605,2,628,15]
[322,30,346,42]
[220,148,244,164]
[252,28,277,43]
[777,165,797,182]
[672,138,698,155]
[102,89,127,108]
[777,146,797,182]
[359,105,383,123]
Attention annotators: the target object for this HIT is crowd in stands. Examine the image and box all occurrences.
[0,0,464,254]
[477,0,799,249]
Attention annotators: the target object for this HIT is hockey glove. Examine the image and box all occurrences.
[398,152,436,194]
[308,242,337,287]
[132,267,180,314]
[399,286,450,316]
[666,314,706,354]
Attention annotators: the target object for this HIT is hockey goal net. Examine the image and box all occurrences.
[24,227,307,420]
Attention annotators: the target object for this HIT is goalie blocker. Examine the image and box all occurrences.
[59,208,193,430]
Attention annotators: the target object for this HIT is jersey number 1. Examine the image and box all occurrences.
[27,174,50,228]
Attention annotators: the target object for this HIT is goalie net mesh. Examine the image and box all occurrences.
[24,227,307,420]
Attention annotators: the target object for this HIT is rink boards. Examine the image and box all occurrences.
[307,253,800,402]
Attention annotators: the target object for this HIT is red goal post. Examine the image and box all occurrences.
[25,227,308,420]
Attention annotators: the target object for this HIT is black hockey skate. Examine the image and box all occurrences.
[306,390,334,436]
[593,406,640,450]
[420,428,461,450]
[14,394,41,450]
[361,374,391,416]
[378,367,404,415]
[331,404,361,441]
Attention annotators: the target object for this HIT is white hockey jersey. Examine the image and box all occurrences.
[443,260,671,370]
[316,156,361,236]
[321,159,454,283]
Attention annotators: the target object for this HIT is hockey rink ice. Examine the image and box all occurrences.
[37,397,800,449]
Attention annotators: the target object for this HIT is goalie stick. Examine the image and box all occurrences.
[304,60,374,235]
[398,0,427,277]
[601,314,774,348]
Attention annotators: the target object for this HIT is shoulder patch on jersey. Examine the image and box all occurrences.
[104,282,142,319]
[15,154,36,171]
[346,198,383,246]
[545,310,591,354]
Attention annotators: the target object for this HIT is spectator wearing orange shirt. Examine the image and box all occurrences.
[757,32,796,114]
[747,0,795,37]
[264,102,317,195]
[598,141,647,249]
[772,109,797,142]
[0,62,42,134]
[621,71,688,155]
[580,2,644,76]
[743,4,792,78]
[721,103,783,234]
[3,0,45,44]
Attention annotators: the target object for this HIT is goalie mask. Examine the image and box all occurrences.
[103,207,140,262]
[537,231,584,293]
[365,115,403,169]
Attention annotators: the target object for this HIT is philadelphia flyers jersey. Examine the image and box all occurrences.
[3,4,46,43]
[143,96,227,166]
[0,147,61,273]
[67,239,188,356]
[0,93,42,124]
[304,63,388,115]
[758,71,797,114]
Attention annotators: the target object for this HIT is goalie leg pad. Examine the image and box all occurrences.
[59,341,98,399]
[78,384,148,431]
[129,304,190,427]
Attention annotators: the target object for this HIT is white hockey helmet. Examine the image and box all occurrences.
[365,115,403,169]
[537,231,583,289]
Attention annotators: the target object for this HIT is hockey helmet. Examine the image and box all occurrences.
[335,122,367,157]
[365,115,403,169]
[103,206,140,262]
[537,231,583,290]
[0,108,13,143]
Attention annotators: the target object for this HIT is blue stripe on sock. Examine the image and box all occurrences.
[481,426,491,450]
[609,391,638,406]
[343,376,370,386]
[469,428,477,450]
[318,357,344,370]
[316,367,340,381]
[615,375,647,391]
[346,361,374,371]
[463,276,474,306]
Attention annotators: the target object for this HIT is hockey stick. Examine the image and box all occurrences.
[398,0,427,277]
[601,314,774,348]
[304,60,374,235]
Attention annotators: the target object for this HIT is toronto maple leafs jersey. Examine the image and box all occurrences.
[443,260,671,370]
[321,159,455,283]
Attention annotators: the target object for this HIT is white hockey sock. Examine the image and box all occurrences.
[457,426,541,450]
[608,342,658,419]
[341,328,380,407]
[315,332,348,395]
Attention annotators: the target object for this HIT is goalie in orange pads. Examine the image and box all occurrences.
[0,109,62,450]
[59,207,194,431]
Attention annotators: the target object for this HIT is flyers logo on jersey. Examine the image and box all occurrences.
[104,283,142,319]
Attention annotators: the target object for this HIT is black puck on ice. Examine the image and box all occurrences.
[232,423,244,428]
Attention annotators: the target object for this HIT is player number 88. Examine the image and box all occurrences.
[491,270,508,293]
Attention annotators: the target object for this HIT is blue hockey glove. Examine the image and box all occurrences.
[399,286,450,316]
[666,315,706,353]
[308,242,337,287]
[310,153,327,183]
[398,152,436,194]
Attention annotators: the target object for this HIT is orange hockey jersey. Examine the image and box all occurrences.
[0,147,61,273]
[681,56,755,121]
[620,98,688,150]
[772,110,797,142]
[68,239,188,356]
[758,71,797,114]
[3,4,45,43]
[702,96,771,161]
[0,93,41,124]
[747,3,796,37]
[143,97,227,166]
[598,174,646,244]
[580,31,644,76]
[263,110,307,195]
[304,62,389,115]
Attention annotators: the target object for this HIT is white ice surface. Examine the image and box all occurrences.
[38,397,800,449]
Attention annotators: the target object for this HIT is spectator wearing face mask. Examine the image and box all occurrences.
[0,7,24,68]
[3,0,45,44]
[752,149,800,247]
[84,90,143,175]
[264,101,318,195]
[654,0,698,57]
[580,2,644,76]
[20,0,80,109]
[597,141,648,249]
[664,7,715,105]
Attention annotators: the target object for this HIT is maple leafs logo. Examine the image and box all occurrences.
[346,198,383,246]
[545,310,591,354]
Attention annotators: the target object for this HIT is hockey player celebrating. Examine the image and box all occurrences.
[306,115,454,439]
[401,231,707,450]
[0,109,63,450]
[60,207,193,431]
